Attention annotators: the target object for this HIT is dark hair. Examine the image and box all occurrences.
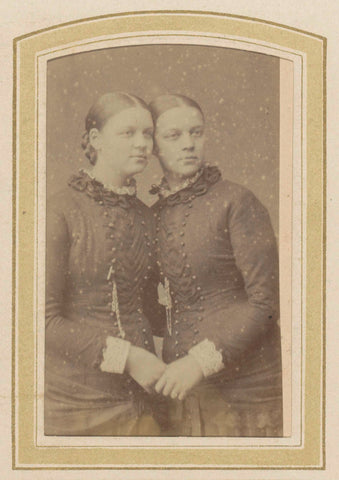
[81,92,149,165]
[148,94,204,125]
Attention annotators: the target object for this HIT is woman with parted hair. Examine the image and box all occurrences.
[146,94,283,436]
[45,92,167,435]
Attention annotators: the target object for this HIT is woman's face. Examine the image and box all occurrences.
[154,106,205,178]
[90,106,154,177]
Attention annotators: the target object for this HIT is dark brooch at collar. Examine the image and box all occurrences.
[68,170,137,209]
[149,166,222,206]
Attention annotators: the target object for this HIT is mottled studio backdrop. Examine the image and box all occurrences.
[47,45,279,233]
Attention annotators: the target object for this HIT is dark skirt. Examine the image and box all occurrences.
[44,372,167,436]
[165,357,283,437]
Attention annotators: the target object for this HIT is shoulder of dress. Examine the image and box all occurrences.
[215,180,271,226]
[47,185,82,213]
[213,178,258,203]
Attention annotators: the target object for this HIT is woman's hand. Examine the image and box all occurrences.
[125,346,166,393]
[154,355,204,400]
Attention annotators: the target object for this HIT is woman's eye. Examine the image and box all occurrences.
[191,129,204,137]
[120,130,134,137]
[164,132,180,140]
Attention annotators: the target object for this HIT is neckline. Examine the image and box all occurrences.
[152,168,204,199]
[150,165,222,206]
[68,169,138,209]
[81,169,137,196]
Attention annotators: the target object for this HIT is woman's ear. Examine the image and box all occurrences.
[88,128,101,151]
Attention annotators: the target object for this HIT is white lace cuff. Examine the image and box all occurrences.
[99,336,131,374]
[188,339,224,377]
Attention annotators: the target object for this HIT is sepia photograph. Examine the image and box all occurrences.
[9,7,327,473]
[45,44,283,437]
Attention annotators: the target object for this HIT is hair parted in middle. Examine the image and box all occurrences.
[148,93,204,125]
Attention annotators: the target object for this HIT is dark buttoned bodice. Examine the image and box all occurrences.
[151,167,281,382]
[46,171,156,361]
[45,171,163,434]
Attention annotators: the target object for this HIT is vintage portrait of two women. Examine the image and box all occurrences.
[7,4,330,478]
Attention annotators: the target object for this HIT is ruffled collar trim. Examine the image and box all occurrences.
[81,169,137,196]
[68,169,137,209]
[151,168,203,199]
[150,166,222,206]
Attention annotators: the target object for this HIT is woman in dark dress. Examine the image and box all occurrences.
[45,92,167,435]
[147,94,283,436]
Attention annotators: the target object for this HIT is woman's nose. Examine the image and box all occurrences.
[181,132,194,150]
[133,132,147,148]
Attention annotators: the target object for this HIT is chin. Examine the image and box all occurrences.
[128,161,148,176]
[178,163,202,178]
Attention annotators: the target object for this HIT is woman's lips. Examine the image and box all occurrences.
[130,154,147,161]
[181,156,198,163]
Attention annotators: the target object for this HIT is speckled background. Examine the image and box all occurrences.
[47,44,279,233]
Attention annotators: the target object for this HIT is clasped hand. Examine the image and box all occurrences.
[126,347,203,399]
[125,346,166,393]
[154,355,204,400]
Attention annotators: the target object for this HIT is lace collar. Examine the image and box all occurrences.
[152,168,203,199]
[68,169,137,209]
[81,169,136,196]
[150,166,222,206]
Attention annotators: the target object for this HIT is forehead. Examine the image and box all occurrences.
[156,106,204,130]
[104,107,153,128]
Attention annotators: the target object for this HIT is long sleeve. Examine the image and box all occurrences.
[205,189,279,365]
[45,201,129,371]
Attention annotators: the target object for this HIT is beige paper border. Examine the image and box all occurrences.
[13,10,325,470]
